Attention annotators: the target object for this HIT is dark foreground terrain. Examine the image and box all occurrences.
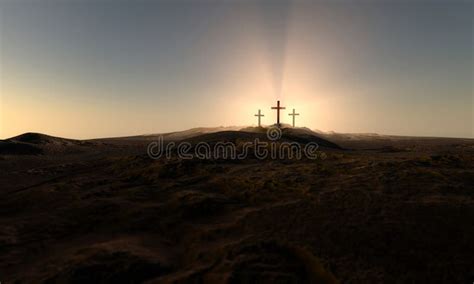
[1,128,474,283]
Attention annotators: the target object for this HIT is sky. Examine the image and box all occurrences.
[0,0,472,139]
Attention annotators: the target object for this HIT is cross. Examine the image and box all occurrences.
[271,100,286,127]
[288,108,300,127]
[254,109,264,127]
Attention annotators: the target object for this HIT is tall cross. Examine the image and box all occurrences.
[271,100,286,127]
[288,108,300,127]
[254,109,264,127]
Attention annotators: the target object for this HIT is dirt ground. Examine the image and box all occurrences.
[1,131,473,283]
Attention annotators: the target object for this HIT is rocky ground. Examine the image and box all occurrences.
[1,129,473,283]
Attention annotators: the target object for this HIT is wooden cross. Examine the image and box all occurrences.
[254,109,264,127]
[271,100,286,127]
[288,108,300,127]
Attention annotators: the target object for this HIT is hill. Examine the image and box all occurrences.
[0,132,95,155]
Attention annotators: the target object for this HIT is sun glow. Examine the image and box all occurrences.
[1,1,471,139]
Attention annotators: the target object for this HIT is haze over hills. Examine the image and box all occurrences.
[93,125,474,144]
[0,126,342,155]
[2,125,473,156]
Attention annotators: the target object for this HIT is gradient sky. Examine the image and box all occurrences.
[1,0,472,139]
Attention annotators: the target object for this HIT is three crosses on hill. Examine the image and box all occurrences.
[255,100,299,127]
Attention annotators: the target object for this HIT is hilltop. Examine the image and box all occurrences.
[0,132,95,155]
